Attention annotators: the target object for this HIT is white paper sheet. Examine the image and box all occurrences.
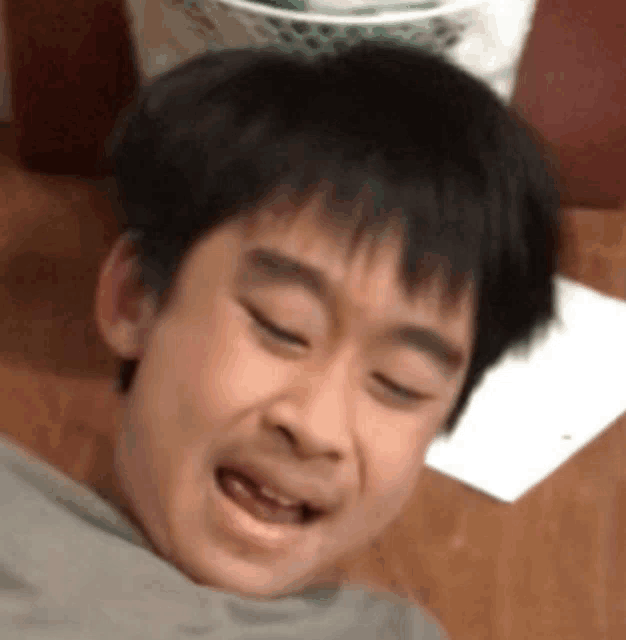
[426,275,626,502]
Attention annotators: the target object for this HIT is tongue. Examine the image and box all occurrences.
[219,469,303,525]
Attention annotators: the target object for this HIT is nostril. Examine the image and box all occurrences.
[301,503,324,525]
[277,426,297,447]
[215,466,227,486]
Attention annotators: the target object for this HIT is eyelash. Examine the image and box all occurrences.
[247,306,422,403]
[248,306,308,347]
[372,374,421,402]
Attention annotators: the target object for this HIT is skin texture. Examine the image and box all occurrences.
[95,191,476,599]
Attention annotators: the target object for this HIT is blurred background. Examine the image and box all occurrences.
[0,1,624,637]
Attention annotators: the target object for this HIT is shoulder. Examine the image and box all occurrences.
[338,587,450,640]
[0,433,146,545]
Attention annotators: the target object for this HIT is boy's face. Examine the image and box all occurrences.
[96,193,475,598]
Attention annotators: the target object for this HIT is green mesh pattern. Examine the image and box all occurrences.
[169,0,476,57]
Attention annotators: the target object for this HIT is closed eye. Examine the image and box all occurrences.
[246,306,309,347]
[372,373,421,402]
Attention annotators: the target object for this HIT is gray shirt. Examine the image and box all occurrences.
[0,434,448,639]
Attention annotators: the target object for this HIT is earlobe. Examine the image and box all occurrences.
[94,232,158,360]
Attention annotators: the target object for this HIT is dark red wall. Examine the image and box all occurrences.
[6,0,626,204]
[6,0,137,176]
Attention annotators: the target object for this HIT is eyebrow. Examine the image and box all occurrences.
[389,325,464,378]
[240,247,465,377]
[241,247,334,305]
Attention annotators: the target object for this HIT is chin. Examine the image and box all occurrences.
[169,544,342,600]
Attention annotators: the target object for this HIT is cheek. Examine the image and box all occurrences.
[354,410,435,527]
[344,456,423,554]
[162,304,293,426]
[366,445,423,509]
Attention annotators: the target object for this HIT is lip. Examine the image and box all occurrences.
[218,460,336,514]
[209,466,314,552]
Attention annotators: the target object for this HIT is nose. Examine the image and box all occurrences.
[262,357,354,463]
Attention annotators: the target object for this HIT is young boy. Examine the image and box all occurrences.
[0,41,559,638]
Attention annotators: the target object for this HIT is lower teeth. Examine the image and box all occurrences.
[219,470,303,525]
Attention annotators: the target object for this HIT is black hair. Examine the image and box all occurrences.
[108,40,560,435]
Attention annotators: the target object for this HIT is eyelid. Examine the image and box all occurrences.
[372,373,422,403]
[244,303,309,347]
[241,300,425,404]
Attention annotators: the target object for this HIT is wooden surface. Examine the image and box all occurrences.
[1,0,625,637]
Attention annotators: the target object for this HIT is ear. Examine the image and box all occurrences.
[95,231,158,360]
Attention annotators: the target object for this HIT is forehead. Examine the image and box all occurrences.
[244,196,376,278]
[236,193,476,332]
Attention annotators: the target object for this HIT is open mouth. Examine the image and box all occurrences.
[216,466,322,526]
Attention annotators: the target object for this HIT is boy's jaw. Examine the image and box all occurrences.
[106,422,355,597]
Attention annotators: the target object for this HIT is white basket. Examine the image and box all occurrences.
[165,0,482,57]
